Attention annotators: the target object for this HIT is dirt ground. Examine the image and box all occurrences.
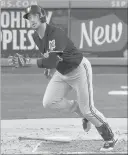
[1,130,127,154]
[1,118,127,154]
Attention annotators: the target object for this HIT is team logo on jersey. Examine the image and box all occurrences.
[49,40,56,50]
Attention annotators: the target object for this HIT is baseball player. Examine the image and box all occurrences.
[11,5,118,151]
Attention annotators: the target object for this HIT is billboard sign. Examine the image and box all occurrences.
[71,14,127,52]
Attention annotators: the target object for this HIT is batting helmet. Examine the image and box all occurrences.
[23,5,46,23]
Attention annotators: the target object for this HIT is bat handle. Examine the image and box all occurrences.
[18,136,32,141]
[18,136,46,141]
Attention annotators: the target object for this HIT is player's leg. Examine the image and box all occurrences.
[43,71,79,112]
[68,100,92,132]
[72,57,117,151]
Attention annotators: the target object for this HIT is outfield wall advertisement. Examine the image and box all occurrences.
[1,9,68,58]
[70,9,127,57]
[1,8,127,58]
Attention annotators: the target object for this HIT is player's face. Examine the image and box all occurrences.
[28,14,41,29]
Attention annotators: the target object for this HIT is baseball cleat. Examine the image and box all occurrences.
[82,118,92,132]
[100,137,118,151]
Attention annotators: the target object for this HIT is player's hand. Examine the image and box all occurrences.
[14,53,26,67]
[44,68,53,79]
[8,56,15,66]
[8,53,30,68]
[43,51,49,58]
[8,54,20,68]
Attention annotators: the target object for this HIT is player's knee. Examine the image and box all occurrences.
[42,98,52,109]
[42,98,60,109]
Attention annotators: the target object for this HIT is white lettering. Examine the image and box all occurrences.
[105,25,113,43]
[1,31,3,42]
[16,0,21,7]
[121,1,126,7]
[80,21,123,48]
[1,12,10,28]
[21,12,26,28]
[11,12,21,28]
[117,1,120,7]
[111,0,126,7]
[1,0,6,7]
[12,30,19,50]
[15,0,37,7]
[7,0,12,7]
[21,12,31,28]
[111,1,116,7]
[80,22,93,48]
[1,10,52,28]
[94,26,106,45]
[112,22,122,42]
[22,1,29,7]
[46,11,53,24]
[1,29,39,50]
[2,30,12,50]
[20,30,27,50]
[36,45,39,50]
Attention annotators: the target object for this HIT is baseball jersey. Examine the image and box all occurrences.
[33,24,83,75]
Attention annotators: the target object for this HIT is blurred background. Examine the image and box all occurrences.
[1,0,128,61]
[1,0,128,120]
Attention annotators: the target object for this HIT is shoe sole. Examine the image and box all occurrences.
[100,138,119,152]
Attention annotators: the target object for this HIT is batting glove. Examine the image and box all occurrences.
[8,53,30,68]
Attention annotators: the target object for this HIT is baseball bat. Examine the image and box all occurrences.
[18,136,49,141]
[18,136,71,143]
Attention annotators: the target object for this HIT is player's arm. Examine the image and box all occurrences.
[37,28,67,68]
[8,53,32,68]
[10,29,67,68]
[8,53,50,68]
[27,29,67,68]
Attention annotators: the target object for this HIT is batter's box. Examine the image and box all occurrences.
[32,139,127,154]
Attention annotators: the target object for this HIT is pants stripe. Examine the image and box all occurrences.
[83,63,114,138]
[83,63,107,125]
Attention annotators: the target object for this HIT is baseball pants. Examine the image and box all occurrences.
[43,57,107,127]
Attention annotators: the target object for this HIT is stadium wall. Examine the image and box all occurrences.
[1,0,128,66]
